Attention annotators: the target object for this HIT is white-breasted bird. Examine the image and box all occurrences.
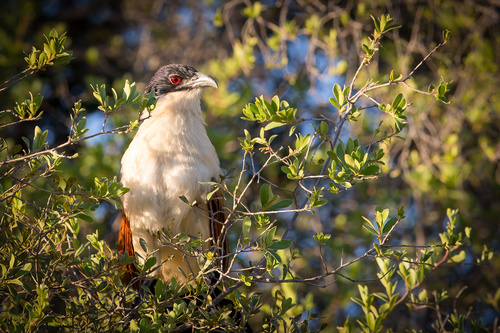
[118,64,226,288]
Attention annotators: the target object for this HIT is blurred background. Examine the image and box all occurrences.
[1,0,499,330]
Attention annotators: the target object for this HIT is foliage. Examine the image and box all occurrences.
[0,1,498,332]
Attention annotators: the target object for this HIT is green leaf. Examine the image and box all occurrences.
[361,165,380,176]
[265,226,277,246]
[139,238,148,253]
[362,224,378,236]
[392,93,403,109]
[264,121,285,131]
[370,15,380,33]
[78,213,93,223]
[436,78,452,104]
[313,232,331,245]
[366,312,376,330]
[295,133,311,151]
[382,217,398,233]
[270,95,279,113]
[115,187,129,197]
[242,1,262,18]
[75,242,89,258]
[266,249,281,265]
[421,251,433,263]
[329,97,339,109]
[344,154,356,170]
[32,126,48,151]
[16,263,32,278]
[206,187,219,201]
[179,195,190,204]
[362,216,378,236]
[332,83,344,107]
[8,279,24,286]
[242,217,251,239]
[144,256,157,272]
[260,184,272,207]
[389,70,403,82]
[376,208,389,227]
[345,138,355,154]
[238,273,253,287]
[268,199,293,210]
[449,250,466,263]
[442,29,451,42]
[269,239,292,250]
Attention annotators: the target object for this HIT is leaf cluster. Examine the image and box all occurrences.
[24,30,74,70]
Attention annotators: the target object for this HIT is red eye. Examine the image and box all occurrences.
[171,76,181,85]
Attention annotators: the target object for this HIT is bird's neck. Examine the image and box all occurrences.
[144,89,205,121]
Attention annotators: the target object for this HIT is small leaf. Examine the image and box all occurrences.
[16,263,32,278]
[179,195,190,204]
[265,226,277,246]
[332,83,344,106]
[362,216,378,236]
[144,256,157,272]
[269,239,292,250]
[139,238,148,253]
[344,154,356,170]
[264,121,285,131]
[382,217,398,233]
[421,251,433,263]
[242,217,251,239]
[206,188,219,201]
[78,213,93,223]
[370,15,380,33]
[442,29,450,42]
[449,250,466,263]
[361,165,380,176]
[260,184,271,207]
[363,224,378,236]
[329,97,339,109]
[268,199,293,210]
[392,93,403,109]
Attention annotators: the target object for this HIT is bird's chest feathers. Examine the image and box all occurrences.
[121,99,220,233]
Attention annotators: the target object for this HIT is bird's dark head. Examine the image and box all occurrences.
[145,64,218,97]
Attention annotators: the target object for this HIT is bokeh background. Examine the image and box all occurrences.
[1,0,499,330]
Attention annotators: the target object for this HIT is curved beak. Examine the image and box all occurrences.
[189,72,218,89]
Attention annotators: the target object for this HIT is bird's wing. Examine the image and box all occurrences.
[118,213,140,289]
[208,189,228,272]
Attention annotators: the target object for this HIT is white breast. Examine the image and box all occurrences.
[120,90,221,283]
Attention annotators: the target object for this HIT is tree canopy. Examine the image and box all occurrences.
[0,0,498,331]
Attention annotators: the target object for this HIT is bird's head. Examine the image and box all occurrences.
[145,64,218,98]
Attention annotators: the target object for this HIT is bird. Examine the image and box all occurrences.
[117,64,227,289]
